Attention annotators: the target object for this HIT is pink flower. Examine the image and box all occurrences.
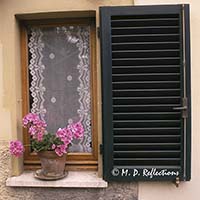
[56,128,73,145]
[22,113,47,128]
[54,124,82,156]
[22,118,29,126]
[28,125,45,142]
[19,114,84,156]
[55,144,67,156]
[64,129,73,145]
[28,126,37,136]
[56,128,66,139]
[23,113,46,142]
[22,113,39,127]
[9,140,24,157]
[34,120,47,128]
[37,131,44,141]
[68,122,84,139]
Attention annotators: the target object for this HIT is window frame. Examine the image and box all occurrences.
[20,17,98,170]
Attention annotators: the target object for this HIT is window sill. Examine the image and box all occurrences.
[6,171,108,188]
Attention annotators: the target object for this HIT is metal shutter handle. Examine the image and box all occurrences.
[173,98,188,118]
[173,106,187,110]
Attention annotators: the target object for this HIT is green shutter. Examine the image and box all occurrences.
[100,4,191,182]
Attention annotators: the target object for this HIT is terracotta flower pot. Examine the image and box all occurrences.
[35,151,67,180]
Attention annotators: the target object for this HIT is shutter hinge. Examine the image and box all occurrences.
[173,97,188,118]
[99,144,103,155]
[97,27,100,38]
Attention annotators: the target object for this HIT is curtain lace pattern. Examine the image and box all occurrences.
[28,26,92,152]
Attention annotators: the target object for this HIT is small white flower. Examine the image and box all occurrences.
[67,75,72,81]
[68,118,73,124]
[51,97,56,103]
[49,53,55,59]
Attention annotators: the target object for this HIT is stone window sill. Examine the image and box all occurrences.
[6,171,108,188]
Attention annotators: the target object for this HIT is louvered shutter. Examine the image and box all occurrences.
[100,5,191,182]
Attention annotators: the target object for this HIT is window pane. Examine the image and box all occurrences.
[28,25,92,153]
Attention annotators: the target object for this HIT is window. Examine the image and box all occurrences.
[100,5,191,181]
[20,18,98,170]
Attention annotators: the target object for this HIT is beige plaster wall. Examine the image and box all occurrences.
[134,0,200,200]
[0,2,12,141]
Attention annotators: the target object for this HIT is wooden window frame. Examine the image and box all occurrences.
[20,17,98,170]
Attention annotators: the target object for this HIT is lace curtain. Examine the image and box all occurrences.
[28,25,92,152]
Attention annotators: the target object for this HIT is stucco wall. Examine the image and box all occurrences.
[134,1,200,200]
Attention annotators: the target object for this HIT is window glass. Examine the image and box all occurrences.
[27,25,92,153]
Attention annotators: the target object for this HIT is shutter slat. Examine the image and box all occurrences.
[111,18,179,22]
[112,34,179,37]
[112,56,180,61]
[114,150,181,153]
[113,120,181,129]
[112,35,179,43]
[112,50,180,58]
[113,97,181,105]
[114,142,181,145]
[112,65,180,73]
[114,150,181,159]
[114,158,180,166]
[113,89,180,91]
[111,19,179,27]
[112,81,180,90]
[113,112,180,120]
[114,143,181,151]
[113,104,181,113]
[114,135,181,137]
[113,127,181,135]
[113,73,180,76]
[112,41,179,45]
[114,135,181,142]
[112,58,180,66]
[112,65,180,68]
[112,49,179,53]
[112,34,179,43]
[114,150,181,155]
[113,89,180,97]
[112,25,179,29]
[113,75,180,81]
[112,27,179,35]
[112,41,180,51]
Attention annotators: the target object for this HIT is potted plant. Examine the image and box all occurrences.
[9,113,84,180]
